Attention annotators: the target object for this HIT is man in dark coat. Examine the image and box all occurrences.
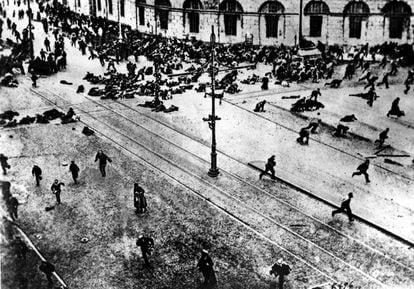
[44,37,50,51]
[253,100,266,112]
[31,72,38,88]
[69,161,80,184]
[32,164,42,186]
[270,258,291,289]
[133,183,147,214]
[332,192,354,222]
[0,153,10,175]
[51,179,65,205]
[309,88,321,102]
[95,150,112,177]
[39,261,55,284]
[197,249,217,287]
[259,155,276,180]
[387,97,404,118]
[375,128,389,147]
[136,234,154,268]
[352,159,370,183]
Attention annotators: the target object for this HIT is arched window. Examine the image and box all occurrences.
[259,1,285,38]
[184,0,203,33]
[382,1,412,39]
[219,0,243,36]
[136,0,145,26]
[344,1,370,39]
[304,0,329,37]
[155,0,171,30]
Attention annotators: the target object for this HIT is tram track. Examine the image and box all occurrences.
[27,87,414,287]
[73,91,414,251]
[41,86,414,256]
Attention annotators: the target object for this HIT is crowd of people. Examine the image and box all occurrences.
[1,0,413,288]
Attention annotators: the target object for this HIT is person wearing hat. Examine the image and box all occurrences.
[270,258,291,289]
[197,249,217,287]
[352,159,370,183]
[51,179,65,205]
[0,153,10,175]
[259,155,276,180]
[69,160,80,184]
[332,192,354,222]
[133,183,147,214]
[136,234,154,268]
[32,164,42,186]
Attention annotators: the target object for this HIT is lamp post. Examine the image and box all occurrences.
[154,55,160,101]
[27,0,34,59]
[117,0,122,40]
[204,25,220,178]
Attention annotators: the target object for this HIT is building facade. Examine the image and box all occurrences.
[66,0,414,46]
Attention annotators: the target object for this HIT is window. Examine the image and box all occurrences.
[120,0,125,16]
[224,15,238,35]
[219,0,243,36]
[259,1,284,38]
[188,12,199,33]
[137,0,145,25]
[78,0,81,8]
[265,16,278,38]
[184,0,202,33]
[139,6,145,25]
[389,17,404,38]
[97,0,101,11]
[344,1,370,39]
[309,15,322,37]
[349,16,362,38]
[155,0,171,30]
[304,0,329,37]
[159,10,168,29]
[382,2,411,39]
[108,0,113,14]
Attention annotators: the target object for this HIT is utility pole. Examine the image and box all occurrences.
[27,0,34,59]
[167,27,255,177]
[204,25,220,177]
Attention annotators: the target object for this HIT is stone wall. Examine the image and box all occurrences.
[62,0,414,45]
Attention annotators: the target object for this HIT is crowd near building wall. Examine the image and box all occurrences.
[64,0,414,46]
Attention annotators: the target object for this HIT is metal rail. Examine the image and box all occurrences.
[30,88,413,285]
